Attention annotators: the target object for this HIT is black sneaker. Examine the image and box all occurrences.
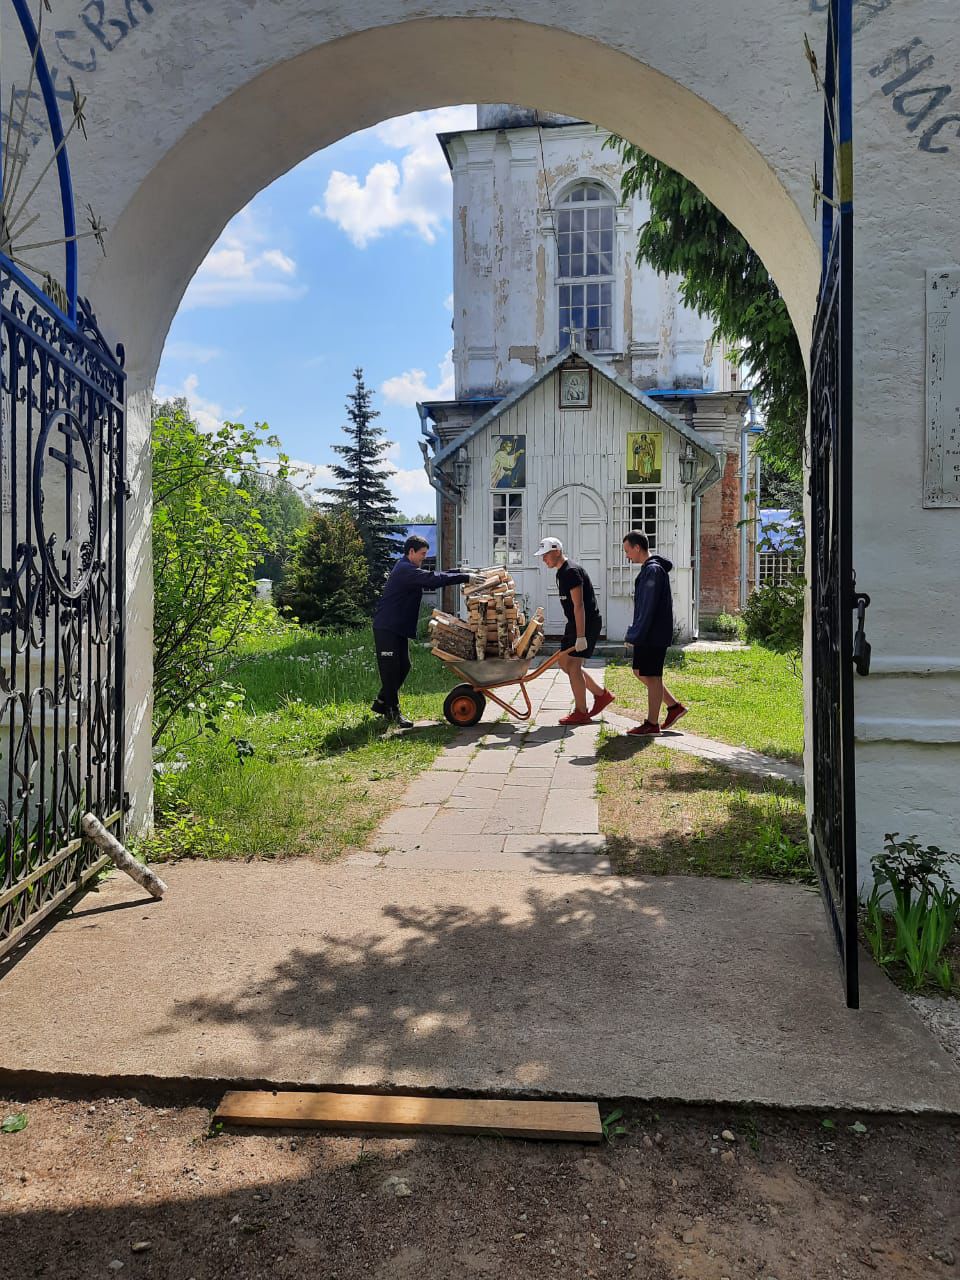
[371,699,391,717]
[389,709,414,730]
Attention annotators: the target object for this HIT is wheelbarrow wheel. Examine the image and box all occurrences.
[443,684,486,727]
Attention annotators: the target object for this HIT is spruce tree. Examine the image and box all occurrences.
[276,509,369,627]
[324,368,402,603]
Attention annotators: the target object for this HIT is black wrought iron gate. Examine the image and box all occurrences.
[0,268,126,962]
[809,0,870,1009]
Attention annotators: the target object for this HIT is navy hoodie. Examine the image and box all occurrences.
[625,555,674,647]
[372,557,470,638]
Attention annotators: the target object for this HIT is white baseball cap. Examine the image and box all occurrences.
[535,536,564,558]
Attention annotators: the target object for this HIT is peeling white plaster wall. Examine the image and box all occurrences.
[446,120,725,398]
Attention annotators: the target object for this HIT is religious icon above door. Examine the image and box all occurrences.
[491,435,526,488]
[626,431,662,485]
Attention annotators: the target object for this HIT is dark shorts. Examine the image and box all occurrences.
[632,644,667,677]
[562,618,603,659]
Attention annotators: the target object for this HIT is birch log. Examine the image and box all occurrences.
[81,813,168,899]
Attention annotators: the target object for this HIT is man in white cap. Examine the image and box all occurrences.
[535,537,614,726]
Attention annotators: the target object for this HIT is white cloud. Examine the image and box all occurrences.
[154,373,242,434]
[315,106,475,248]
[443,292,454,312]
[182,206,306,309]
[264,458,335,503]
[381,349,455,407]
[162,341,223,364]
[386,465,433,505]
[277,453,431,510]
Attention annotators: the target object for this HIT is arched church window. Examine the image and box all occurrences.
[556,183,615,352]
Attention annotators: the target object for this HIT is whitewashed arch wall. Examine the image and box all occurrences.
[10,1,958,869]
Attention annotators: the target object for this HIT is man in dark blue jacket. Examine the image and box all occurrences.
[622,531,686,736]
[371,536,483,727]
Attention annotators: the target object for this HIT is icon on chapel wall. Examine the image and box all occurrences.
[491,435,526,489]
[559,367,592,409]
[626,431,662,485]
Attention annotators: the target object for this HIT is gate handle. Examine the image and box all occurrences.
[852,591,871,676]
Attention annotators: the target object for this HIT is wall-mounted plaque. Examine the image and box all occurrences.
[925,268,960,508]
[559,366,591,409]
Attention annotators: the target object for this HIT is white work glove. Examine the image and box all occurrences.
[574,635,588,653]
[468,573,487,585]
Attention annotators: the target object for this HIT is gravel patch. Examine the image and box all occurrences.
[906,994,960,1070]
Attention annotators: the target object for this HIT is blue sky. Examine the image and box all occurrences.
[156,106,477,516]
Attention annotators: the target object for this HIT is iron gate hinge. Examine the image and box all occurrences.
[852,591,871,676]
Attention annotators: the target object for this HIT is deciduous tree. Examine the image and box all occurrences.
[606,139,807,480]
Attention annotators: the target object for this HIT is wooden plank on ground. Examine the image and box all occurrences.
[215,1091,602,1142]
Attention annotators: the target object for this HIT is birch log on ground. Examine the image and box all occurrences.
[81,813,168,899]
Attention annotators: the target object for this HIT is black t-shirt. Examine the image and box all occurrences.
[556,560,601,627]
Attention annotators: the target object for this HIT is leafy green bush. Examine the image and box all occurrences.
[741,580,804,653]
[862,833,960,993]
[152,400,286,753]
[714,612,745,641]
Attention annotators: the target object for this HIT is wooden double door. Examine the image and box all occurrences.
[539,485,606,635]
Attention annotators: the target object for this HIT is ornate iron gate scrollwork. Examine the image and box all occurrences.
[0,268,126,961]
[810,0,865,1009]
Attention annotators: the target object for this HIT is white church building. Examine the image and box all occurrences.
[419,105,756,637]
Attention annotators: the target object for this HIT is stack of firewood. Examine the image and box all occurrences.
[427,568,545,662]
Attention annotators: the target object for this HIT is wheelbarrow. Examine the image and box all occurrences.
[434,647,573,726]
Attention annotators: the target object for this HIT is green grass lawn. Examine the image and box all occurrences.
[597,734,812,883]
[604,645,803,763]
[139,622,457,862]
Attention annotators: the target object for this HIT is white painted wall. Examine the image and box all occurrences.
[446,120,726,398]
[4,0,957,883]
[457,368,695,639]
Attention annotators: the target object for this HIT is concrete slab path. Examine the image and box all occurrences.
[1,666,957,1113]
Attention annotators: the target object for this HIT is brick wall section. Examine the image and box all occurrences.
[698,449,742,617]
[440,497,459,615]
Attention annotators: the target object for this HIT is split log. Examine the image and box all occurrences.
[81,812,167,899]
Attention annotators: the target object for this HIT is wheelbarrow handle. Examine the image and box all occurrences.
[526,646,576,679]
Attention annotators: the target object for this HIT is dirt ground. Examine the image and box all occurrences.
[0,1093,957,1280]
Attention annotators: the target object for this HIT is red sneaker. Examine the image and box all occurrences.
[661,702,688,730]
[626,719,661,736]
[589,689,615,718]
[559,710,593,726]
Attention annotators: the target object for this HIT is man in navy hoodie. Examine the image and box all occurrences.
[622,531,686,736]
[371,536,484,727]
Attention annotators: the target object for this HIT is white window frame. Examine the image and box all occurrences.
[610,488,677,596]
[492,491,524,567]
[555,182,617,354]
[758,551,797,587]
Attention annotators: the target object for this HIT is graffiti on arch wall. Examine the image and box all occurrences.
[801,1,960,157]
[3,2,157,150]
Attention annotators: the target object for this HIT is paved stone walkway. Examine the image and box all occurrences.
[347,665,609,873]
[349,662,800,876]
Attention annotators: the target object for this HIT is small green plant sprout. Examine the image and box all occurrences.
[1,1112,28,1134]
[820,1118,836,1130]
[863,833,960,993]
[204,1117,224,1141]
[351,1140,375,1170]
[742,1113,761,1152]
[850,1121,868,1135]
[601,1108,628,1143]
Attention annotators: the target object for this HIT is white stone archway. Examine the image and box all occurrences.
[13,1,957,871]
